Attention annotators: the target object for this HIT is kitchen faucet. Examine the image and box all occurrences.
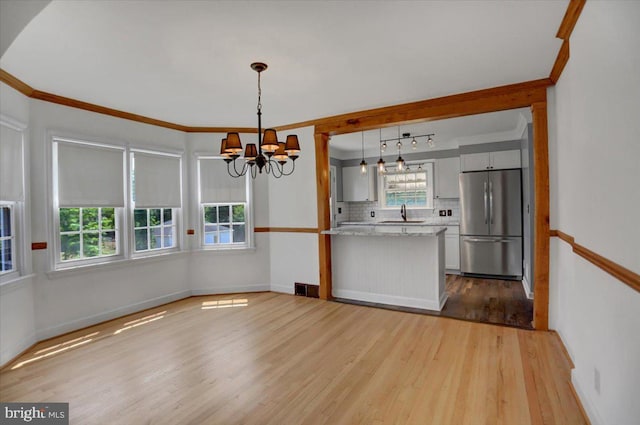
[400,204,407,221]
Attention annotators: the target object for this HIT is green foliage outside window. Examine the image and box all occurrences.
[59,207,117,261]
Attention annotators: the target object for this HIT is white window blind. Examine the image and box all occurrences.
[56,141,125,207]
[199,158,246,203]
[133,151,181,208]
[0,124,24,201]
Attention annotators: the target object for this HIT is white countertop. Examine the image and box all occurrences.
[339,221,459,227]
[322,225,447,237]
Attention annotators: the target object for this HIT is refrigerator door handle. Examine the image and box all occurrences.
[465,238,501,242]
[483,182,488,224]
[489,180,493,224]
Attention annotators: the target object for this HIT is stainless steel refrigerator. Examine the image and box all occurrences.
[459,169,522,279]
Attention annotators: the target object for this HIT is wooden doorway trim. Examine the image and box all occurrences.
[314,80,552,330]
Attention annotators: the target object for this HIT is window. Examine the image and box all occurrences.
[203,204,246,246]
[54,138,125,267]
[1,118,26,279]
[133,208,176,252]
[0,203,15,274]
[198,157,251,249]
[51,137,184,269]
[380,162,434,209]
[59,207,119,261]
[130,150,181,253]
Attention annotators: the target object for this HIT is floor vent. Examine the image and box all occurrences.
[294,282,319,298]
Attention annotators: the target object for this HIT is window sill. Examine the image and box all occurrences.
[191,246,256,255]
[47,251,189,280]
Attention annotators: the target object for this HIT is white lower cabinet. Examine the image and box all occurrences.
[445,225,460,271]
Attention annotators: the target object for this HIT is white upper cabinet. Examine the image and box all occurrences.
[460,149,521,172]
[343,165,377,202]
[435,157,460,198]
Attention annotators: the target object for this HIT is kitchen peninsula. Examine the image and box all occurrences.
[322,225,448,311]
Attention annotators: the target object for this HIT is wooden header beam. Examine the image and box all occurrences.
[313,79,551,136]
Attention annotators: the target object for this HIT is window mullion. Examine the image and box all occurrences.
[146,209,151,250]
[79,208,84,259]
[98,208,103,256]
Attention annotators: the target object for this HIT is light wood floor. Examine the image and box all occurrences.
[0,292,587,425]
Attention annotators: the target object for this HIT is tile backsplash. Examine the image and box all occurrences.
[343,198,460,223]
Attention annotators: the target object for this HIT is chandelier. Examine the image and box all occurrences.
[220,62,300,178]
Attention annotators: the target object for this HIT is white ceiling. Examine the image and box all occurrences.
[0,1,567,128]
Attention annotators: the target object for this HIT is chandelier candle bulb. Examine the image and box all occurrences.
[244,143,258,161]
[225,132,243,154]
[220,138,230,158]
[261,128,279,154]
[284,135,300,157]
[274,142,288,163]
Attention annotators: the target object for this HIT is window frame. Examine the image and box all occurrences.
[0,115,27,283]
[197,155,253,251]
[201,203,248,248]
[55,206,124,267]
[378,161,435,210]
[0,202,17,277]
[50,134,186,271]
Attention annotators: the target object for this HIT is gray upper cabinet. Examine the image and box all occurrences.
[460,150,521,172]
[342,165,377,202]
[435,157,460,198]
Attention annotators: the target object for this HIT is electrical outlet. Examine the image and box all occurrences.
[370,211,375,218]
[447,209,452,216]
[594,368,600,394]
[439,210,446,217]
[338,207,342,214]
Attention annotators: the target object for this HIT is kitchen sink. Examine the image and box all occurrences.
[379,220,425,224]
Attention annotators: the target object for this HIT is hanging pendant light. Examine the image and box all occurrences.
[377,129,386,174]
[396,127,405,171]
[359,132,368,174]
[396,141,405,171]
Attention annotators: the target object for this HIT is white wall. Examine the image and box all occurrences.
[548,2,640,425]
[266,126,319,293]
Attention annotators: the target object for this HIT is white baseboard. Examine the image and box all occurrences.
[439,292,449,310]
[270,284,294,294]
[333,289,444,311]
[0,332,36,368]
[191,285,270,296]
[35,289,192,341]
[521,276,534,299]
[572,370,603,425]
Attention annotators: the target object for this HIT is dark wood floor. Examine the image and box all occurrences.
[439,274,533,329]
[335,274,533,329]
